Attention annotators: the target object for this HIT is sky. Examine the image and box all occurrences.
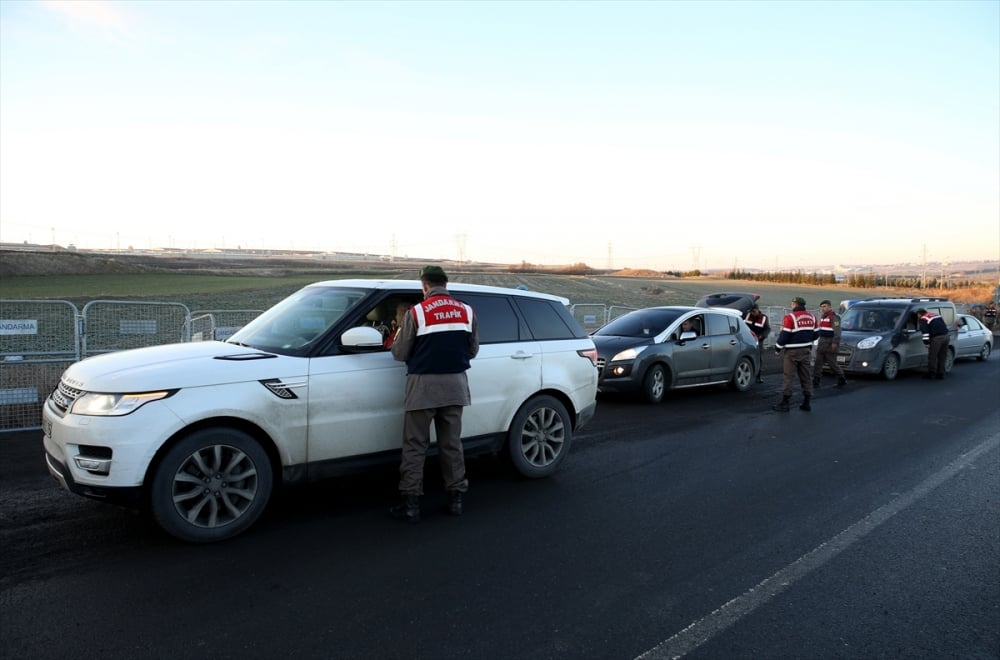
[1,0,998,272]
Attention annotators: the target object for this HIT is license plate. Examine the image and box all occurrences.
[836,355,848,364]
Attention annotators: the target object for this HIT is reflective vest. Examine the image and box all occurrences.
[817,312,840,341]
[407,295,475,374]
[744,312,768,338]
[776,309,817,349]
[918,312,948,341]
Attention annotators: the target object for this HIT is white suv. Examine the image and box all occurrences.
[43,280,598,542]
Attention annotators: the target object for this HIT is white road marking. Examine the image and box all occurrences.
[635,430,1000,660]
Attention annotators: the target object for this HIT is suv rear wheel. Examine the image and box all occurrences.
[507,395,572,479]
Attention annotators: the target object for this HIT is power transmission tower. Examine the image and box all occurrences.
[455,233,467,263]
[690,245,702,272]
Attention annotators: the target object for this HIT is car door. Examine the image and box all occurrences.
[898,307,928,370]
[704,311,740,381]
[957,316,984,358]
[670,314,712,386]
[306,344,407,463]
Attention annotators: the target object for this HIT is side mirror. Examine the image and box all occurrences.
[340,326,385,353]
[679,330,697,341]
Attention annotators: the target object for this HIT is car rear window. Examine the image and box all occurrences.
[455,293,525,344]
[705,312,734,336]
[514,298,587,340]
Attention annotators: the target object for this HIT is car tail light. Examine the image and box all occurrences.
[577,348,598,366]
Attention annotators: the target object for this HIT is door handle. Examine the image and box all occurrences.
[511,351,534,360]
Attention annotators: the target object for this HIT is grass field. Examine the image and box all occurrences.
[3,248,990,311]
[1,268,923,312]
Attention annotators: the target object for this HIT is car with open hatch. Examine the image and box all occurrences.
[835,297,957,380]
[591,305,759,403]
[694,292,761,316]
[42,279,599,542]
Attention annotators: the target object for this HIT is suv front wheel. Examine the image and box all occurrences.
[507,395,572,479]
[150,428,273,543]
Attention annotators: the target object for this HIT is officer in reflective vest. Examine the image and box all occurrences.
[916,307,949,380]
[744,304,770,384]
[773,297,818,412]
[389,265,479,522]
[814,299,847,389]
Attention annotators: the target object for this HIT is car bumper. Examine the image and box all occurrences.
[42,397,181,492]
[576,400,597,430]
[835,347,887,374]
[44,449,143,506]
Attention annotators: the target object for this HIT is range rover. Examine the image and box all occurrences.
[43,280,599,542]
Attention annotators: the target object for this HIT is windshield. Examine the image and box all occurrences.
[593,308,683,338]
[841,306,903,333]
[227,286,369,352]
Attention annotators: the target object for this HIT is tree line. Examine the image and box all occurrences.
[723,269,982,289]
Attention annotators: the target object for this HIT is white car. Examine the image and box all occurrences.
[43,280,598,542]
[955,314,993,361]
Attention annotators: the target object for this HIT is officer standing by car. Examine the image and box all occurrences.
[916,307,949,380]
[773,296,818,412]
[813,300,847,389]
[389,265,479,523]
[985,302,997,331]
[744,304,770,383]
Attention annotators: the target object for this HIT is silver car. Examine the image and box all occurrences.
[591,306,760,403]
[955,314,993,361]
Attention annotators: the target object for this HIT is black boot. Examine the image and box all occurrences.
[772,396,791,412]
[447,491,464,516]
[835,378,847,388]
[389,495,420,523]
[812,378,820,389]
[799,395,812,412]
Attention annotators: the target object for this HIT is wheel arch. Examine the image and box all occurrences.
[142,417,282,504]
[640,359,674,388]
[524,387,579,432]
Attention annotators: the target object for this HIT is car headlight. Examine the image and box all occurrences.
[857,336,883,350]
[71,391,173,416]
[611,346,648,362]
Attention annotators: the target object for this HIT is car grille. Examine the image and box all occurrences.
[50,380,83,415]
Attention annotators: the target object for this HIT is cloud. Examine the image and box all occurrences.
[40,0,132,35]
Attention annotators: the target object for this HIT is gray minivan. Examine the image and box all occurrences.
[835,297,956,380]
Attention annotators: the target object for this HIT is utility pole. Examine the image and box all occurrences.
[607,242,613,270]
[920,244,927,289]
[455,233,467,263]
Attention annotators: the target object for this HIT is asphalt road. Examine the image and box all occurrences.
[2,357,998,659]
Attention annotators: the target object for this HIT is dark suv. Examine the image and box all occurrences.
[836,297,957,380]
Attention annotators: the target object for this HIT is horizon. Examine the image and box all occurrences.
[4,240,998,279]
[1,1,998,271]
